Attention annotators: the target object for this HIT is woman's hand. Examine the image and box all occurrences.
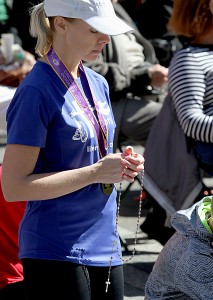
[121,145,144,181]
[94,146,144,184]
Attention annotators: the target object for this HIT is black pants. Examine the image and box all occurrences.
[0,281,26,300]
[22,259,124,300]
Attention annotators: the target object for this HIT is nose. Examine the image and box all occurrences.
[98,34,110,45]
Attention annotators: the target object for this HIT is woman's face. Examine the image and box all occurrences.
[61,18,110,62]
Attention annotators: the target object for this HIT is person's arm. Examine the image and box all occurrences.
[2,144,144,202]
[169,49,213,143]
[86,50,167,98]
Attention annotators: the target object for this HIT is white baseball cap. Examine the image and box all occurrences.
[44,0,133,36]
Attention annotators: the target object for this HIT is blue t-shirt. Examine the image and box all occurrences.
[6,61,122,266]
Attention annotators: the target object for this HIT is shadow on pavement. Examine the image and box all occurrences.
[124,262,154,297]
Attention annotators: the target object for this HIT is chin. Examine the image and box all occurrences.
[83,54,100,62]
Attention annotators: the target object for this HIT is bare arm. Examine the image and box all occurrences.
[2,144,144,202]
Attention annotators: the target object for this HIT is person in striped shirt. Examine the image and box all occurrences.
[167,0,213,174]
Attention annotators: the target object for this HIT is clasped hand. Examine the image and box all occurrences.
[95,146,144,184]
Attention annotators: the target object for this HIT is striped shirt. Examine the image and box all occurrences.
[169,45,213,143]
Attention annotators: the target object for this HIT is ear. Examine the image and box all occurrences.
[54,16,67,35]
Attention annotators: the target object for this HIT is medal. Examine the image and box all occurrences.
[101,183,114,195]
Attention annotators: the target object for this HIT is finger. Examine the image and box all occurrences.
[122,166,127,180]
[122,145,133,157]
[124,154,145,165]
[122,166,138,180]
[131,153,144,161]
[126,160,145,172]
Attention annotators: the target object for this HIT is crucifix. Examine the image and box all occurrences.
[105,278,111,293]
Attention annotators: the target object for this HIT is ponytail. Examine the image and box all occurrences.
[29,3,53,57]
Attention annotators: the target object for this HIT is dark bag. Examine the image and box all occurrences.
[194,141,213,175]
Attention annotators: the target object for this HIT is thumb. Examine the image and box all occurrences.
[123,145,133,157]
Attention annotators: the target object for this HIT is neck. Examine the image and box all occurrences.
[51,44,80,77]
[70,65,80,79]
[43,46,80,78]
[192,30,213,45]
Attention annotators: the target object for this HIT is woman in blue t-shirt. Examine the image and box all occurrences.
[1,0,144,299]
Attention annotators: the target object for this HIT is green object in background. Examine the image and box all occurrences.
[0,0,8,21]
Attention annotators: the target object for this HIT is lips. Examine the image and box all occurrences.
[92,49,102,54]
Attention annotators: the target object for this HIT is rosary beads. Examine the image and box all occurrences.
[105,170,144,293]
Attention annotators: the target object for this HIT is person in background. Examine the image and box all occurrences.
[145,195,213,299]
[120,0,184,67]
[85,0,168,152]
[0,0,36,87]
[1,1,144,300]
[121,0,173,40]
[0,83,25,300]
[0,165,26,300]
[167,0,213,174]
[0,48,36,87]
[10,0,43,57]
[0,0,22,45]
[142,0,213,246]
[85,0,169,245]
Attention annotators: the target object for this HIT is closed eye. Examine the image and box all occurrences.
[90,28,98,33]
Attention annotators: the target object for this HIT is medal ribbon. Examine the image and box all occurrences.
[47,47,108,158]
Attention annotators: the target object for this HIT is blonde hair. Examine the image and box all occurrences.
[29,3,54,57]
[168,0,213,38]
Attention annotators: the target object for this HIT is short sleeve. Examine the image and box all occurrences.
[6,86,51,147]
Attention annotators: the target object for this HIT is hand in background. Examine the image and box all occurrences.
[148,64,168,89]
